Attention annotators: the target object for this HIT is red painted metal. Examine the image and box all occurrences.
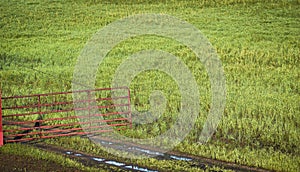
[0,90,3,146]
[0,87,131,145]
[127,88,132,129]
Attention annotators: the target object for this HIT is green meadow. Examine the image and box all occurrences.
[0,0,299,171]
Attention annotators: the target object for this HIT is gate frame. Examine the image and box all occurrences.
[0,87,132,146]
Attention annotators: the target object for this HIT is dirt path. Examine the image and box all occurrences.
[0,151,82,172]
[27,137,272,172]
[92,137,272,172]
[32,143,158,172]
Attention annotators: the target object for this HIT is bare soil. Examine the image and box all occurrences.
[0,151,82,172]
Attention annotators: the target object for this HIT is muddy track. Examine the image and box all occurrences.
[91,137,272,172]
[30,143,157,172]
[26,137,272,172]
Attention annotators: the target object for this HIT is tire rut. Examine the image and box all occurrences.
[25,137,272,172]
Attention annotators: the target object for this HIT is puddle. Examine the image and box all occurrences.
[65,151,72,155]
[125,165,158,172]
[65,151,82,157]
[105,160,125,166]
[98,139,194,162]
[64,150,157,171]
[92,157,105,162]
[170,155,192,161]
[101,141,113,145]
[132,147,164,156]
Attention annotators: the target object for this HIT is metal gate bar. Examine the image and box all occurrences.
[0,87,131,146]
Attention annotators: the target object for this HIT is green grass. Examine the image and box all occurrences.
[0,0,299,171]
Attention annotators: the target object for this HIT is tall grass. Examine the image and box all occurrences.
[0,0,299,171]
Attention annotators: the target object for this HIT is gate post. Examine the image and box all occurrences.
[0,90,3,146]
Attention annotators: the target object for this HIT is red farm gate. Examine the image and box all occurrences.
[0,87,132,146]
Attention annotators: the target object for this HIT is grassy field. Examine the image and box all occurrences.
[0,0,299,171]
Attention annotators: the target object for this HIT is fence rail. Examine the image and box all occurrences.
[0,87,132,146]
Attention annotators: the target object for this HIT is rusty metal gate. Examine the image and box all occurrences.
[0,87,132,146]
